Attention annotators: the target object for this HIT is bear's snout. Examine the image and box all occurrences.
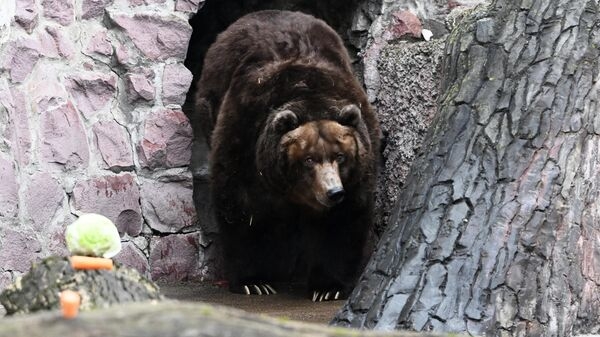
[315,162,344,207]
[327,186,345,204]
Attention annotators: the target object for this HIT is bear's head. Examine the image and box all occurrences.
[256,104,372,211]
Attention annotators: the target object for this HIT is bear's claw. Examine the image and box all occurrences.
[242,284,277,295]
[312,290,341,302]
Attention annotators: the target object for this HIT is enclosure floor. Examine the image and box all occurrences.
[158,281,343,324]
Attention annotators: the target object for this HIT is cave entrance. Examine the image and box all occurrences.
[182,0,380,279]
[184,0,378,86]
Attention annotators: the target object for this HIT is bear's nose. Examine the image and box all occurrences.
[326,187,345,204]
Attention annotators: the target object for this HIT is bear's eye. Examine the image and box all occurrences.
[304,157,315,167]
[335,153,346,164]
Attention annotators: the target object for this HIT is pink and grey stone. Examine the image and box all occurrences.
[0,86,33,166]
[130,0,165,5]
[41,0,74,26]
[138,108,192,169]
[92,120,134,170]
[82,0,114,19]
[114,42,132,66]
[175,0,202,13]
[140,179,195,233]
[384,10,423,41]
[0,156,19,218]
[37,28,60,58]
[46,26,75,58]
[0,0,211,285]
[0,228,42,273]
[149,232,201,281]
[109,13,192,61]
[39,101,90,169]
[114,241,149,276]
[31,80,67,114]
[162,63,193,106]
[15,0,38,32]
[84,30,113,57]
[72,173,143,237]
[128,0,144,6]
[66,72,117,118]
[2,38,40,83]
[22,172,65,231]
[46,222,72,256]
[124,69,155,103]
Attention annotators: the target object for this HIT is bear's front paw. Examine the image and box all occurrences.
[311,290,344,302]
[235,283,277,295]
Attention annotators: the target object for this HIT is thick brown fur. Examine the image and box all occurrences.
[194,10,380,299]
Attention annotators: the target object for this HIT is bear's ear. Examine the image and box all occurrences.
[271,109,299,133]
[338,104,362,128]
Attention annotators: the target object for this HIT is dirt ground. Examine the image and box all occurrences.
[158,281,343,324]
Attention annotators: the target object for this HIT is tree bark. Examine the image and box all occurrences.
[0,257,162,315]
[0,300,454,337]
[333,0,600,336]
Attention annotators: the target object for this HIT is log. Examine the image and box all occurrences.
[0,300,457,337]
[333,0,600,335]
[0,256,162,315]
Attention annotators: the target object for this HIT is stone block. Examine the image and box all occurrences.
[46,26,75,58]
[39,101,89,169]
[82,0,114,20]
[23,172,65,231]
[92,120,134,170]
[66,71,117,118]
[15,0,38,32]
[72,173,143,237]
[162,63,192,106]
[114,241,149,277]
[84,30,113,57]
[114,42,133,67]
[109,13,192,61]
[41,0,74,26]
[138,108,192,169]
[2,38,40,83]
[385,10,422,41]
[140,178,195,233]
[175,0,202,13]
[0,157,18,218]
[124,68,155,103]
[149,232,201,281]
[37,28,60,58]
[46,222,71,256]
[0,228,42,273]
[0,85,32,166]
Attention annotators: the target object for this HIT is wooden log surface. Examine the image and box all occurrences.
[334,0,600,335]
[0,300,454,337]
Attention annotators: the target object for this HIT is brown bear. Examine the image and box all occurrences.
[194,10,380,301]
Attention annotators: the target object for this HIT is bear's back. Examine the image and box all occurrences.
[196,10,354,115]
[217,10,351,72]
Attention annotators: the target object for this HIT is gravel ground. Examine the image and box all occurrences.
[158,281,343,324]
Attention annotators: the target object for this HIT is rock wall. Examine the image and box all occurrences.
[0,0,490,300]
[0,0,206,291]
[362,0,488,233]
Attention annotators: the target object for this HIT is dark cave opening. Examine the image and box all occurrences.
[182,0,381,279]
[183,0,379,87]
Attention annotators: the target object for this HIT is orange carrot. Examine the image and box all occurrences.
[70,255,114,270]
[60,290,81,319]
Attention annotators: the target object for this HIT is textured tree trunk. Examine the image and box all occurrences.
[333,0,600,336]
